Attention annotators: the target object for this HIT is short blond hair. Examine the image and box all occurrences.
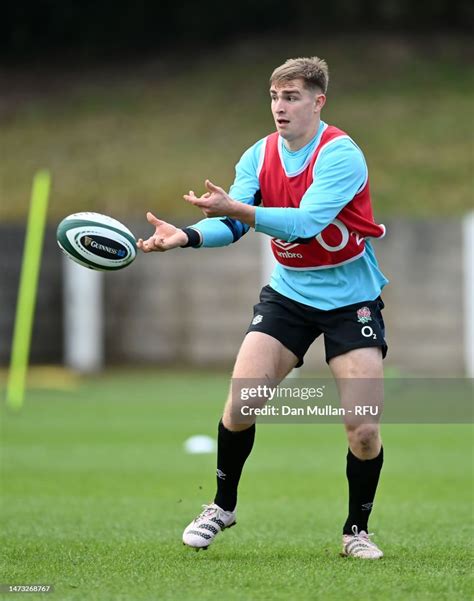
[270,57,329,94]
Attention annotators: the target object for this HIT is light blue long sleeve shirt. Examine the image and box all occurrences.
[190,122,388,310]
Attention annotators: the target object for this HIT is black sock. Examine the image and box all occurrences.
[214,419,255,512]
[343,446,384,535]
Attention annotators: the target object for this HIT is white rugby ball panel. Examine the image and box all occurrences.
[59,212,136,244]
[62,212,135,237]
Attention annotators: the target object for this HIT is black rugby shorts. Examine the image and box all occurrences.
[246,285,388,367]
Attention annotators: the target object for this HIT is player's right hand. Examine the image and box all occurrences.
[137,212,189,252]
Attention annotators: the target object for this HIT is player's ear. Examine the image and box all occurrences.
[314,94,326,112]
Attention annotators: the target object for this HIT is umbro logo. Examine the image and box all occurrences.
[252,315,263,325]
[216,469,227,480]
[273,239,301,251]
[361,502,373,511]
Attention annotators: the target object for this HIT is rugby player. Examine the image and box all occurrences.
[138,57,388,559]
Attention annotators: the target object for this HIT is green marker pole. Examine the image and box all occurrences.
[6,170,51,410]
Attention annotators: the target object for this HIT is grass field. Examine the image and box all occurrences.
[1,34,472,222]
[1,370,473,600]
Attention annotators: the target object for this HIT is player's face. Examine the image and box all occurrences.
[270,79,325,150]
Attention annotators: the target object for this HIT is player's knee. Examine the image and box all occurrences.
[222,413,255,432]
[346,424,380,456]
[222,404,256,431]
[222,394,261,431]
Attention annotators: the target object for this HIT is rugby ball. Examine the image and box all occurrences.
[56,212,137,271]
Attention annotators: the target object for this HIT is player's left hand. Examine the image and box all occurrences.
[183,180,235,217]
[137,212,188,252]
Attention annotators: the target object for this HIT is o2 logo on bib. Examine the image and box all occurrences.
[316,219,350,252]
[316,219,365,252]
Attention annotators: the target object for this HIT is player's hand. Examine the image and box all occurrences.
[137,212,188,253]
[183,180,235,217]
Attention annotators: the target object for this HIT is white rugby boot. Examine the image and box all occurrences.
[182,503,236,550]
[342,525,384,559]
